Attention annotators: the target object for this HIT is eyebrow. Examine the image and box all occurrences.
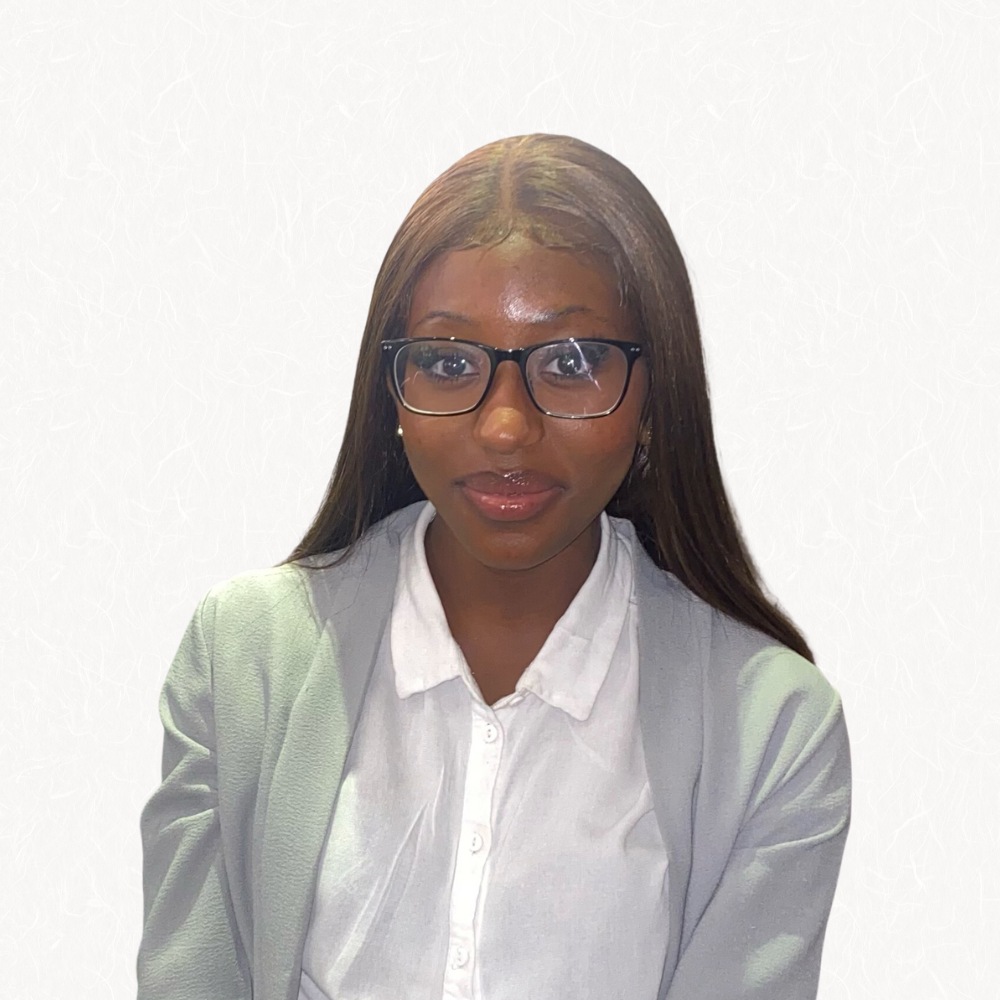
[412,305,608,328]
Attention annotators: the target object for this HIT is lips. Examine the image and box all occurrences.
[459,469,562,495]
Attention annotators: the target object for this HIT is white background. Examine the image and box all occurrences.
[3,1,998,997]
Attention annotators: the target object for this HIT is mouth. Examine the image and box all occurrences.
[458,481,564,522]
[458,468,563,496]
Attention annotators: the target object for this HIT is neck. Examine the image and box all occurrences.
[424,516,601,632]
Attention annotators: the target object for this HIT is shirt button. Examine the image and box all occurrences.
[451,944,469,969]
[469,831,484,853]
[483,723,499,744]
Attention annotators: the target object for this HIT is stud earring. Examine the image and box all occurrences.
[396,425,404,438]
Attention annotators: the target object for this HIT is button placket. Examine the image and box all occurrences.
[442,709,504,999]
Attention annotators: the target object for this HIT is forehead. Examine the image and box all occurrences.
[407,239,627,331]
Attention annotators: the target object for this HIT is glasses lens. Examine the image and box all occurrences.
[527,340,629,417]
[395,340,490,414]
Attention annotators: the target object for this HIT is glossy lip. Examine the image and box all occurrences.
[459,483,564,522]
[459,469,563,495]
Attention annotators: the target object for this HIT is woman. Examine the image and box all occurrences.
[138,134,851,1000]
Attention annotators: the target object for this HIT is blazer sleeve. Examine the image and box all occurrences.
[665,656,852,1000]
[137,594,251,1000]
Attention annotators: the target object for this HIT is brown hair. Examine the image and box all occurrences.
[281,134,814,663]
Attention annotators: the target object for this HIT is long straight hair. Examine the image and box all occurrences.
[282,134,815,664]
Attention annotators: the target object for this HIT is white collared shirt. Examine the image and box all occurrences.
[298,501,669,1000]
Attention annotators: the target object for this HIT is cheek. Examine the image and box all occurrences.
[398,421,460,485]
[560,423,640,477]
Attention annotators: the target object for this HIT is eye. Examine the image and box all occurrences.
[535,341,611,379]
[410,344,483,380]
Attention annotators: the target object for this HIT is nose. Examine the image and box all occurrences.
[472,359,544,453]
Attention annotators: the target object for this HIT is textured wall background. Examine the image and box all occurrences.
[3,1,998,997]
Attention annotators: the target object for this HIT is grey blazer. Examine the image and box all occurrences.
[138,502,851,1000]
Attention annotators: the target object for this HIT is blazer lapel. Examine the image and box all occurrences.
[254,504,424,1000]
[634,546,709,1000]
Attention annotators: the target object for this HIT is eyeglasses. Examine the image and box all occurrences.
[381,336,644,419]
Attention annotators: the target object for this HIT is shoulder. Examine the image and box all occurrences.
[634,553,850,863]
[632,541,846,783]
[683,584,849,826]
[199,562,307,626]
[707,612,847,809]
[708,607,842,723]
[631,537,840,707]
[189,562,327,668]
[191,502,425,656]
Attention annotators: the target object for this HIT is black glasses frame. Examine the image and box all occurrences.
[381,336,644,419]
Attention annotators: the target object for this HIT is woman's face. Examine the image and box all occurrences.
[393,235,649,575]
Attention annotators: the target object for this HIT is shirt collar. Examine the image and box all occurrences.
[391,501,470,699]
[390,500,635,721]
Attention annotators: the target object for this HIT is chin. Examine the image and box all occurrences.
[464,536,559,573]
